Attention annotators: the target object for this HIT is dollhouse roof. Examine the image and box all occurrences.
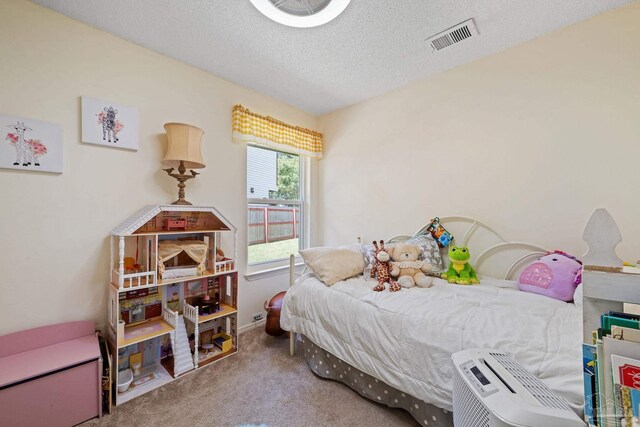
[111,205,236,236]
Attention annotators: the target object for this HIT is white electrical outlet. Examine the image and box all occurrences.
[252,312,264,322]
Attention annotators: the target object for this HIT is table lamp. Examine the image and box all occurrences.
[162,123,205,205]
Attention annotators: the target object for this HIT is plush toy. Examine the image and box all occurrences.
[370,241,401,292]
[442,246,479,285]
[518,251,582,301]
[388,243,434,288]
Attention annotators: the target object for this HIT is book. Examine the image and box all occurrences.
[612,326,640,344]
[584,344,598,426]
[602,314,640,336]
[602,337,640,427]
[588,310,640,427]
[613,355,640,426]
[612,355,640,390]
[597,339,605,426]
[619,386,640,426]
[609,312,640,322]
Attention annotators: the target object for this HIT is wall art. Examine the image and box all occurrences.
[1,113,63,173]
[82,96,139,151]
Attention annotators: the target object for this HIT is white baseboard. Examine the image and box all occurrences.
[238,319,266,335]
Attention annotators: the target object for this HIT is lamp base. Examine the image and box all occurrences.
[163,160,200,206]
[171,198,193,206]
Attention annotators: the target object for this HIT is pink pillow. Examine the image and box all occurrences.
[518,251,582,301]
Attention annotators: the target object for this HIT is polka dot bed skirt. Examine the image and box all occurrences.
[301,336,453,427]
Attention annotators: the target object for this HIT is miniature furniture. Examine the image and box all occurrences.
[164,218,187,231]
[202,343,214,355]
[0,321,102,427]
[157,239,209,279]
[107,204,238,405]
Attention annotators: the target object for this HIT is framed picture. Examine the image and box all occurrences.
[81,96,139,151]
[185,279,205,298]
[0,114,63,173]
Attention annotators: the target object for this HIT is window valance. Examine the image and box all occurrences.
[232,105,323,159]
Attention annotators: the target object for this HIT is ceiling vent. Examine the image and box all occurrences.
[426,19,478,52]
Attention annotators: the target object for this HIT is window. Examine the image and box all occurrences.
[247,145,303,265]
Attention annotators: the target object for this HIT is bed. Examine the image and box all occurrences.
[280,217,584,426]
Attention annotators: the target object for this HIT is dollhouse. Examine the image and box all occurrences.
[106,204,238,405]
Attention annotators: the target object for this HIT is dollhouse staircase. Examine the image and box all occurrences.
[170,316,195,376]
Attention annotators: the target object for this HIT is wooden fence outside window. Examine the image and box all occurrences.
[248,205,300,245]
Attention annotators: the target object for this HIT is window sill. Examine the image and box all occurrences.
[244,262,305,282]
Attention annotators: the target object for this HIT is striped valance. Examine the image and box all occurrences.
[232,105,323,159]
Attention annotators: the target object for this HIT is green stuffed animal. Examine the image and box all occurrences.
[441,246,480,285]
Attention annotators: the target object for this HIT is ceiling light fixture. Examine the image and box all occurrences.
[250,0,351,28]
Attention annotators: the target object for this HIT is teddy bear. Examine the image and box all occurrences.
[388,243,434,288]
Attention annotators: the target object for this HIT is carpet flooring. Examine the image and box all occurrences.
[85,326,417,427]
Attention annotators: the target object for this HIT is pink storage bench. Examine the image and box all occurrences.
[0,321,102,426]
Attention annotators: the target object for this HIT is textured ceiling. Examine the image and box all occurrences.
[32,0,633,115]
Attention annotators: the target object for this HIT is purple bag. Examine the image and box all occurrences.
[518,251,582,301]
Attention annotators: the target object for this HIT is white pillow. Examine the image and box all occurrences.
[299,246,365,286]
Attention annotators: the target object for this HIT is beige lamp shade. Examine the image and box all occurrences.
[163,123,205,169]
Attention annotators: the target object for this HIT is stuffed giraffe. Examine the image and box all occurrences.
[371,240,401,292]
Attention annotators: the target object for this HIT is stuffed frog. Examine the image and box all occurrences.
[441,246,480,285]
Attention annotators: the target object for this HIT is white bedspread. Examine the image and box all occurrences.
[281,273,583,411]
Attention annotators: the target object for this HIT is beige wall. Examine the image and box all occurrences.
[319,3,640,260]
[0,0,318,335]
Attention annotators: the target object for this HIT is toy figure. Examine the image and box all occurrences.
[442,246,479,285]
[371,240,401,292]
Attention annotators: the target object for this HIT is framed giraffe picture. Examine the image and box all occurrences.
[81,96,139,151]
[0,113,63,173]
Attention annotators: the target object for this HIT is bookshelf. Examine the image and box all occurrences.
[582,208,640,427]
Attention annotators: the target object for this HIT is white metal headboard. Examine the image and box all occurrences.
[389,216,549,280]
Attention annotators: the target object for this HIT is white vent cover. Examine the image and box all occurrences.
[426,18,478,52]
